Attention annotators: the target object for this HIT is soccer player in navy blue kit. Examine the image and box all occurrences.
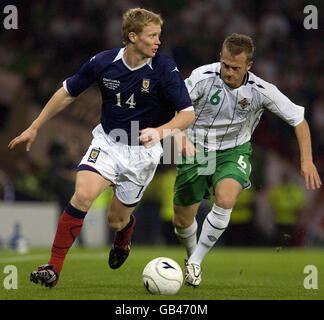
[8,8,194,288]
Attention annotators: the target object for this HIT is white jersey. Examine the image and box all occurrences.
[185,62,304,151]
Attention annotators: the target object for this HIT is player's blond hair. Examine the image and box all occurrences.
[122,8,163,45]
[222,33,255,62]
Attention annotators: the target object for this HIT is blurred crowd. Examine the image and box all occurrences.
[0,0,323,247]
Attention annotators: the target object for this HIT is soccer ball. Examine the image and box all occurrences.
[142,257,183,295]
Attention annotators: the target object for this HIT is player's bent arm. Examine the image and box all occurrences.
[294,119,322,190]
[139,109,195,148]
[158,109,195,138]
[8,87,76,151]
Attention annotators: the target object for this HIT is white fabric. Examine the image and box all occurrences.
[188,204,232,265]
[185,62,305,151]
[175,219,198,257]
[79,124,163,205]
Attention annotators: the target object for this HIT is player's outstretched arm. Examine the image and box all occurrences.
[294,119,322,190]
[139,109,195,148]
[8,87,75,152]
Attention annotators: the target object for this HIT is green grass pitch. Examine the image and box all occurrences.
[0,246,323,300]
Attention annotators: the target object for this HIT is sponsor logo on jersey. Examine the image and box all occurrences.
[103,78,120,90]
[238,98,250,109]
[141,79,150,93]
[88,148,101,163]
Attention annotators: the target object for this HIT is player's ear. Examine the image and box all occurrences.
[246,60,253,71]
[128,32,137,44]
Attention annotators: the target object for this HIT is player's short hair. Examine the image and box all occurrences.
[222,33,255,62]
[122,8,163,45]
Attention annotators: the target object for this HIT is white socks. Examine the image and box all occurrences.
[175,219,198,258]
[188,204,232,266]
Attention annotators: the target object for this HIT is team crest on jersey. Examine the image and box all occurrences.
[88,148,101,163]
[141,79,150,93]
[238,98,251,109]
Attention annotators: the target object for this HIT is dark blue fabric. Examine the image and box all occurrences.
[65,203,87,219]
[64,48,192,144]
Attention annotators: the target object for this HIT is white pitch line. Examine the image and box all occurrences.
[0,252,108,264]
[0,254,48,264]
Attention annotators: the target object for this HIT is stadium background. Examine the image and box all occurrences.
[0,0,323,251]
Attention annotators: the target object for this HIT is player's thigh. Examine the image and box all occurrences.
[173,162,210,228]
[174,162,211,207]
[212,144,251,209]
[71,170,112,210]
[173,202,201,229]
[213,178,242,209]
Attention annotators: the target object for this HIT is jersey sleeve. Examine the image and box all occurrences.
[161,60,192,112]
[63,55,97,97]
[261,82,305,127]
[184,68,203,103]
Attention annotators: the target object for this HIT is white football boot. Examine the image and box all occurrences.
[185,260,202,288]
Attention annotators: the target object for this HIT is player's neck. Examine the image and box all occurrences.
[123,46,148,68]
[222,72,247,89]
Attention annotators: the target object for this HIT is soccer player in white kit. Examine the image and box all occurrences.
[8,8,194,288]
[173,34,322,287]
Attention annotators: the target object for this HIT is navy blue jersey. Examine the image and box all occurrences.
[63,48,192,144]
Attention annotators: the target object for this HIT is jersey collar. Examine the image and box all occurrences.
[113,48,153,71]
[220,70,250,90]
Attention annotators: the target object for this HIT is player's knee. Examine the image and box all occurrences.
[214,194,236,210]
[72,189,94,211]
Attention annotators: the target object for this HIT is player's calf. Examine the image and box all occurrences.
[109,214,136,269]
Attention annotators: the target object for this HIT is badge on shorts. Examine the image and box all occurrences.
[88,148,101,163]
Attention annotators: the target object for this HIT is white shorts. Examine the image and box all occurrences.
[78,124,163,206]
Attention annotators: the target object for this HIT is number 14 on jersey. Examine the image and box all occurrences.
[116,93,136,108]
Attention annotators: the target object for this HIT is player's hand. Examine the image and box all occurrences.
[175,134,197,158]
[300,160,322,190]
[139,128,162,148]
[181,138,197,158]
[8,126,38,152]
